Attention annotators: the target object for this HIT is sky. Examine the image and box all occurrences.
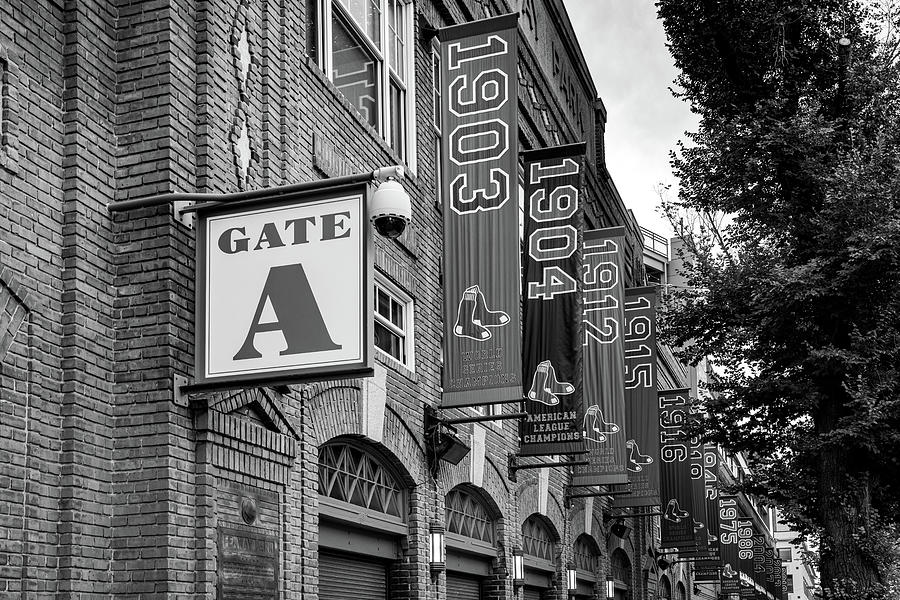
[561,0,699,238]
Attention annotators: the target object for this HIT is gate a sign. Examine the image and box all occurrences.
[195,184,373,387]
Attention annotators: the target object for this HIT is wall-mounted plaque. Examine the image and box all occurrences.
[218,527,278,598]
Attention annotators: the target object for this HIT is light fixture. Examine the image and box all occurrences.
[610,519,631,539]
[369,176,412,239]
[429,523,445,574]
[512,547,525,588]
[606,575,615,600]
[656,556,671,571]
[566,563,577,596]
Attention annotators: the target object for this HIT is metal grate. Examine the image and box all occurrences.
[522,515,556,563]
[573,534,600,572]
[445,487,495,544]
[318,442,405,518]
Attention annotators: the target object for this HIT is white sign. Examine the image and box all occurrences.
[196,187,372,386]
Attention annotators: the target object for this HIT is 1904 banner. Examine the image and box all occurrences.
[519,143,586,455]
[573,228,629,484]
[439,14,522,407]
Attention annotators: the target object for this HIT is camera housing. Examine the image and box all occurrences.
[369,177,411,239]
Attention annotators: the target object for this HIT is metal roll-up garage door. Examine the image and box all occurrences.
[446,573,482,600]
[523,586,544,600]
[319,550,388,600]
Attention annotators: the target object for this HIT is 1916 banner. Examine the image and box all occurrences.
[611,286,660,500]
[659,389,697,549]
[572,228,629,484]
[519,144,586,455]
[439,15,522,407]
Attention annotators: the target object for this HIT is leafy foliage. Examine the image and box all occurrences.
[655,0,900,594]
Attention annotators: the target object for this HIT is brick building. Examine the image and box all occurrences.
[0,0,670,599]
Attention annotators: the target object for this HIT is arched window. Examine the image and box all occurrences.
[610,549,631,600]
[573,533,600,573]
[522,515,556,563]
[659,575,672,600]
[675,581,687,600]
[445,486,496,544]
[318,441,406,518]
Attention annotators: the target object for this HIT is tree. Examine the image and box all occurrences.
[655,1,900,597]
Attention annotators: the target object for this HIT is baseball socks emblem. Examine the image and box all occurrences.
[453,285,509,341]
[663,498,689,523]
[582,406,620,442]
[626,439,653,472]
[527,360,574,406]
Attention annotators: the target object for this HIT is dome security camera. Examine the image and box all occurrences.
[369,176,412,239]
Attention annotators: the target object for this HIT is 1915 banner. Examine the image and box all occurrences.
[612,286,660,500]
[573,228,629,484]
[520,144,586,456]
[439,14,522,407]
[659,389,697,549]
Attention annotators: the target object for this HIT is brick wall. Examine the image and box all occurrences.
[0,0,652,598]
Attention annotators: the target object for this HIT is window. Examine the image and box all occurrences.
[318,441,406,518]
[522,515,556,563]
[778,547,792,561]
[431,43,442,206]
[315,0,415,167]
[445,487,496,544]
[374,276,414,370]
[573,534,600,573]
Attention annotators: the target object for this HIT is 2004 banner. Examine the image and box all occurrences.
[439,15,522,408]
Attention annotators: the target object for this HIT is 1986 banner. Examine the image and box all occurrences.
[439,15,522,407]
[520,144,586,456]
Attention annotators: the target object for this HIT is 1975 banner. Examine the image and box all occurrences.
[439,14,522,407]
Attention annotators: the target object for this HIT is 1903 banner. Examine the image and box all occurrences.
[572,228,629,484]
[519,143,586,456]
[659,389,697,549]
[439,14,522,407]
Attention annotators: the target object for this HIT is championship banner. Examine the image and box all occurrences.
[690,444,722,573]
[573,228,630,483]
[659,389,697,549]
[611,287,661,501]
[752,533,766,593]
[764,543,776,596]
[738,515,756,599]
[519,143,586,456]
[439,14,522,407]
[720,494,742,594]
[775,558,786,600]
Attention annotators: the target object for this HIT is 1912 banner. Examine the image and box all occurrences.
[659,389,697,549]
[439,14,522,407]
[612,286,660,501]
[519,144,586,455]
[572,227,629,484]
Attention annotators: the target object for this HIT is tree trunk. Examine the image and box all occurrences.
[817,391,882,598]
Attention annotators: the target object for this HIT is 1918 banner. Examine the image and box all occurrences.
[572,228,629,485]
[439,14,522,407]
[520,143,586,455]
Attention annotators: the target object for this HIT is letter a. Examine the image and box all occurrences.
[233,263,341,360]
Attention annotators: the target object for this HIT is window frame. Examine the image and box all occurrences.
[315,0,416,171]
[374,273,415,371]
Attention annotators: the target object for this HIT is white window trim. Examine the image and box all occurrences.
[374,273,415,372]
[316,0,416,173]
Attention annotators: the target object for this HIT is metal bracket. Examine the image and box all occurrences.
[173,373,190,407]
[508,454,589,483]
[441,411,526,425]
[174,200,194,228]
